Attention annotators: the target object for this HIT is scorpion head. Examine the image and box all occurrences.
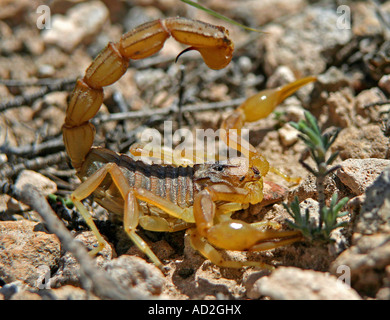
[194,157,261,187]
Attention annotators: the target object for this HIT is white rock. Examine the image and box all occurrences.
[251,267,361,300]
[379,75,390,95]
[42,1,109,51]
[15,170,57,196]
[336,158,390,195]
[278,123,299,147]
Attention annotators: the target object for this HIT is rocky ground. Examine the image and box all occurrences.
[0,0,390,300]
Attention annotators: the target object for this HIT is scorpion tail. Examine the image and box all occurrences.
[62,18,234,171]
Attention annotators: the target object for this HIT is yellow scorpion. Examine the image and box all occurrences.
[62,17,316,269]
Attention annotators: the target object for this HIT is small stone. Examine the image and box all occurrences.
[37,64,55,77]
[263,7,352,76]
[208,84,229,102]
[0,220,61,287]
[282,100,306,122]
[336,158,390,195]
[46,285,99,300]
[50,231,114,288]
[244,270,271,299]
[104,255,165,296]
[331,125,389,160]
[15,170,57,196]
[309,67,351,112]
[266,66,296,88]
[10,290,42,300]
[355,87,387,122]
[278,123,299,147]
[330,233,390,297]
[288,173,339,203]
[379,75,390,95]
[237,56,252,74]
[351,2,384,37]
[42,1,109,51]
[206,0,306,27]
[11,170,57,212]
[0,281,31,300]
[330,167,390,297]
[252,267,361,300]
[355,166,390,235]
[327,88,355,128]
[316,67,351,91]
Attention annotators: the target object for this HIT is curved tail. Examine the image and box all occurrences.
[62,17,234,171]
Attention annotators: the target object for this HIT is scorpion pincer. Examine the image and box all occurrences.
[62,17,316,269]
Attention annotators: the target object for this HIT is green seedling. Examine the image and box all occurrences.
[285,111,349,241]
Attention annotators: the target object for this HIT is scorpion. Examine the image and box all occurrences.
[62,17,316,269]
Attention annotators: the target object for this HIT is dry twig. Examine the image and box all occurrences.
[0,78,75,111]
[0,151,68,179]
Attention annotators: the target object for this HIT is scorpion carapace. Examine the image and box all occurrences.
[62,17,316,269]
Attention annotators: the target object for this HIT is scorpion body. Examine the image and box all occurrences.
[63,17,316,269]
[81,147,196,226]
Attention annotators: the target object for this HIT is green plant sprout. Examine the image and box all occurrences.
[48,193,74,209]
[284,111,349,241]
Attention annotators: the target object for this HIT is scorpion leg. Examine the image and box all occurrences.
[71,162,163,266]
[71,200,107,256]
[130,142,204,166]
[134,188,195,224]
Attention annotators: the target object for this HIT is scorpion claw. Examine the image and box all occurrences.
[241,76,317,123]
[220,76,317,181]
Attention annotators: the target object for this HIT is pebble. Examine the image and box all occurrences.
[0,281,31,300]
[336,158,390,195]
[104,255,165,296]
[266,66,296,89]
[278,123,299,147]
[0,220,61,287]
[50,231,114,288]
[7,170,58,212]
[249,267,361,300]
[355,87,388,121]
[331,124,389,160]
[351,2,384,37]
[327,88,355,128]
[42,1,109,51]
[15,170,57,196]
[237,56,252,74]
[330,166,390,297]
[262,6,352,76]
[355,166,390,236]
[379,75,390,95]
[42,285,99,300]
